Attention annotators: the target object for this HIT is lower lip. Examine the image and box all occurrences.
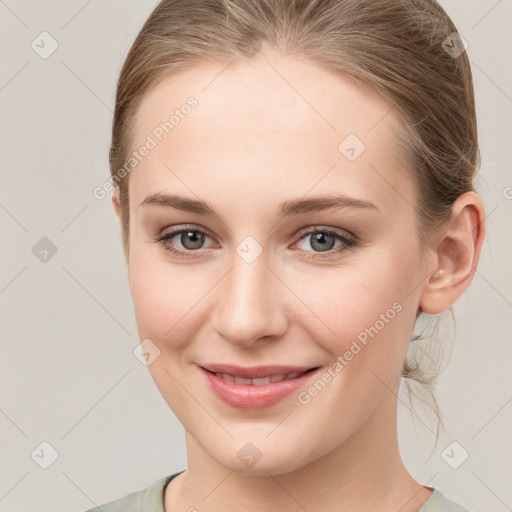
[199,366,320,409]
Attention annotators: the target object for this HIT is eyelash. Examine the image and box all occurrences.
[152,225,357,261]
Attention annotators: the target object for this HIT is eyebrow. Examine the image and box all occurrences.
[139,193,380,217]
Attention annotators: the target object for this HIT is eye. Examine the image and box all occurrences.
[293,227,357,259]
[152,226,215,259]
[152,225,357,260]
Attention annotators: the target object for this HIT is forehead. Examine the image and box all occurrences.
[130,54,415,217]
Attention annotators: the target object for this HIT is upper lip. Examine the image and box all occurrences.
[199,364,319,379]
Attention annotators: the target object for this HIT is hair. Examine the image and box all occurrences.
[109,0,480,442]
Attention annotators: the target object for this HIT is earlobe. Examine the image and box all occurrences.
[419,191,486,315]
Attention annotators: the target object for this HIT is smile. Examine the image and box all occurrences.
[199,366,321,409]
[209,370,310,386]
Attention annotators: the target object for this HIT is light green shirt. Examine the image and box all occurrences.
[82,471,470,512]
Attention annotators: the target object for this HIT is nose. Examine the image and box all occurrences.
[210,249,289,348]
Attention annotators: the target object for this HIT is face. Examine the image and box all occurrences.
[123,54,428,475]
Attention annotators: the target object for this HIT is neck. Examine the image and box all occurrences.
[165,386,432,512]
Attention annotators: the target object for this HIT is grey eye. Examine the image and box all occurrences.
[308,232,337,252]
[176,230,206,250]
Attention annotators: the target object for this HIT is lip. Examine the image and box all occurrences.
[200,363,317,379]
[198,364,321,409]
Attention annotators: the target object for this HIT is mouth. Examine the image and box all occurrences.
[202,367,319,386]
[198,364,321,409]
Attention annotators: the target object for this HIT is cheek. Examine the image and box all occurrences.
[292,261,416,422]
[128,251,215,350]
[129,235,418,367]
[307,263,404,323]
[296,252,416,372]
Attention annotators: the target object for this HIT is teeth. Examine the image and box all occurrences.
[234,376,252,385]
[214,371,306,385]
[251,376,272,386]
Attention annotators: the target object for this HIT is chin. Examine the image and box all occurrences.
[199,435,319,477]
[224,457,306,477]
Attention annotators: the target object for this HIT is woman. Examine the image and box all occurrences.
[85,0,485,510]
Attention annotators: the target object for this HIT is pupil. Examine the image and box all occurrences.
[182,231,204,249]
[312,232,334,252]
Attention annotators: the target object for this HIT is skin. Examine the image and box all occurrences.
[112,53,485,512]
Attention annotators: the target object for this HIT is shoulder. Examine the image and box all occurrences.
[418,489,471,512]
[80,474,176,512]
[81,488,144,512]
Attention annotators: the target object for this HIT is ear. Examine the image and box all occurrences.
[419,191,486,315]
[111,188,122,220]
[111,188,131,272]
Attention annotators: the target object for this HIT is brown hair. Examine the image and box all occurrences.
[109,0,480,438]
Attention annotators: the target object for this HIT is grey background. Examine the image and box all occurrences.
[0,1,511,511]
